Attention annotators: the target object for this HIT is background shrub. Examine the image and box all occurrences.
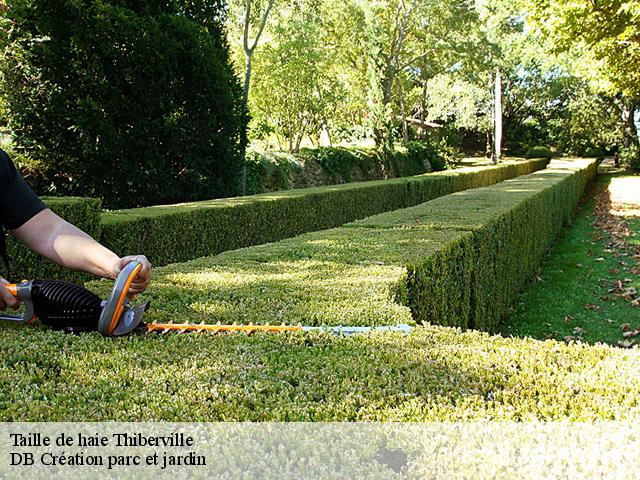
[0,0,246,208]
[583,147,606,160]
[619,143,640,171]
[525,145,553,160]
[245,150,293,195]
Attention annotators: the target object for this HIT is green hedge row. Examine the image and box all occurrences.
[351,158,598,332]
[7,197,102,283]
[99,158,595,335]
[4,158,623,423]
[100,158,549,268]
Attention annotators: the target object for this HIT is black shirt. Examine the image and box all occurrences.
[0,149,47,230]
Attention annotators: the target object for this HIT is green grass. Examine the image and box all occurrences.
[501,174,640,345]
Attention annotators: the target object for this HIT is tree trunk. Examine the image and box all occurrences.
[398,81,409,144]
[622,98,638,148]
[243,54,252,105]
[238,54,253,196]
[419,80,428,140]
[486,131,492,159]
[492,67,502,164]
[239,0,274,195]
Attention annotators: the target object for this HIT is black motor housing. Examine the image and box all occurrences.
[31,280,102,332]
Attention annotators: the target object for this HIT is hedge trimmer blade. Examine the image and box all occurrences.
[146,321,412,335]
[146,321,302,334]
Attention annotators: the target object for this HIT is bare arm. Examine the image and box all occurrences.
[13,209,119,278]
[10,209,151,292]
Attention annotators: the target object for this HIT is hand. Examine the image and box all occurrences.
[0,276,19,311]
[113,255,152,295]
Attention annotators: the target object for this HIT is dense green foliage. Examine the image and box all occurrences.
[6,197,102,283]
[525,145,552,160]
[245,142,451,195]
[3,321,639,421]
[228,0,638,165]
[0,159,606,422]
[527,0,639,163]
[100,158,548,267]
[352,158,597,331]
[0,0,246,208]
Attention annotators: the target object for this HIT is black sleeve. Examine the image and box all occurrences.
[0,149,47,230]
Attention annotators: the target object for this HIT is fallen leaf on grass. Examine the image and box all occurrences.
[617,338,636,348]
[564,315,574,325]
[621,323,632,332]
[585,304,601,311]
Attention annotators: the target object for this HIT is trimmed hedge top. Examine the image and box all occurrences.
[100,158,549,267]
[7,196,102,283]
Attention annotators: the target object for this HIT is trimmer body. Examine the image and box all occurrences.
[0,261,149,336]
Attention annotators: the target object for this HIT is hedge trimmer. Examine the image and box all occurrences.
[0,262,411,337]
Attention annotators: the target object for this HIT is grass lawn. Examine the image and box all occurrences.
[501,171,640,346]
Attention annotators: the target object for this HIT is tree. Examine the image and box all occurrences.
[249,4,345,152]
[0,0,247,208]
[361,0,482,150]
[528,0,640,150]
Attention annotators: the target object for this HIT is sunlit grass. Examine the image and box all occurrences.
[502,174,640,345]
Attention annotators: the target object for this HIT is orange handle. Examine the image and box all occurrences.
[4,284,18,296]
[108,262,142,335]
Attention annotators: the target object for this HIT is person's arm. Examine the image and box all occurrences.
[11,208,152,293]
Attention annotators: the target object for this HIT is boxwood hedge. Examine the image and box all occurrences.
[100,158,548,267]
[3,158,637,423]
[350,158,598,332]
[90,159,595,335]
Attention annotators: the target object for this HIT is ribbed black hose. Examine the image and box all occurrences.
[31,280,102,331]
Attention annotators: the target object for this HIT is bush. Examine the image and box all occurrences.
[0,0,246,208]
[245,143,453,196]
[583,147,606,160]
[100,158,549,267]
[99,160,594,329]
[7,197,102,284]
[245,150,293,195]
[298,147,380,183]
[352,158,598,332]
[399,141,440,175]
[619,143,640,171]
[2,160,615,423]
[525,145,553,160]
[115,160,594,334]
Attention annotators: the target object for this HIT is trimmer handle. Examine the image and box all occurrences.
[98,260,142,336]
[0,281,35,323]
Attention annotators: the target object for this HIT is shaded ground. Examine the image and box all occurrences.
[501,166,640,346]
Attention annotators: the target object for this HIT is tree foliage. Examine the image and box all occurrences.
[527,0,639,163]
[0,0,246,208]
